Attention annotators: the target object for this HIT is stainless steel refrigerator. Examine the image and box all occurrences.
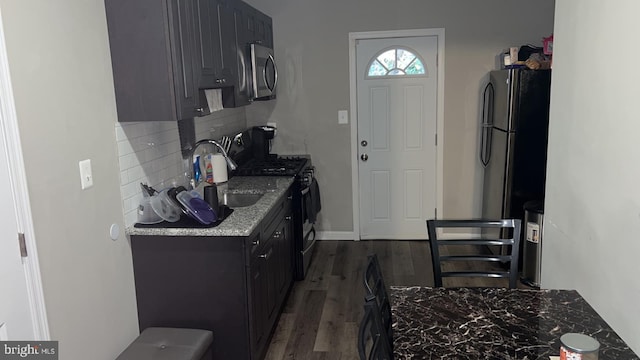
[480,69,551,253]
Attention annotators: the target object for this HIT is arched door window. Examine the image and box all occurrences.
[366,47,426,78]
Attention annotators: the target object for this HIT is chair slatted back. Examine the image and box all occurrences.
[357,297,393,360]
[363,254,392,342]
[426,219,522,289]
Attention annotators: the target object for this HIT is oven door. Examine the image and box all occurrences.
[301,223,316,276]
[249,44,277,100]
[299,179,320,277]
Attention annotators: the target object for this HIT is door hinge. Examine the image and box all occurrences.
[435,133,437,146]
[434,208,438,219]
[18,232,27,257]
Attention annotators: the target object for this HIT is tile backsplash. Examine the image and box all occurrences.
[116,108,247,227]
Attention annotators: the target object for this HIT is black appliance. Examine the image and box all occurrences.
[480,68,551,259]
[236,155,320,281]
[251,126,276,161]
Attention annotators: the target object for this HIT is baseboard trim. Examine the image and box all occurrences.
[316,231,355,241]
[315,231,479,241]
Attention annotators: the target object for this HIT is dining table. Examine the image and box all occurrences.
[390,286,639,359]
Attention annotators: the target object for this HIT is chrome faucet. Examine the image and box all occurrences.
[187,139,238,188]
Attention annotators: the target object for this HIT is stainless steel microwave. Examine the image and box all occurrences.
[249,43,277,100]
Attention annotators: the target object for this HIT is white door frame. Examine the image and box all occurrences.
[349,28,445,241]
[0,8,50,340]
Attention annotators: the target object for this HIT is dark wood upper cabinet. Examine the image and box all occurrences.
[217,0,237,83]
[170,0,200,119]
[105,0,200,121]
[105,0,272,121]
[240,4,273,48]
[193,0,222,89]
[225,1,252,108]
[193,0,236,88]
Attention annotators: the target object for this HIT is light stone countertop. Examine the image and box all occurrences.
[126,176,294,237]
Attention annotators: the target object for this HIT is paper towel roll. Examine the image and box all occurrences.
[204,89,223,113]
[212,154,228,183]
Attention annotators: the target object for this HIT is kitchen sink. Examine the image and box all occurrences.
[221,193,263,208]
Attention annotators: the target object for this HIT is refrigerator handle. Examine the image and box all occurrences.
[480,82,494,167]
[481,82,494,126]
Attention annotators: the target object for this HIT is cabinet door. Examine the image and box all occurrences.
[217,0,235,84]
[250,254,268,354]
[193,0,222,88]
[229,1,251,107]
[255,13,270,47]
[167,0,200,119]
[243,5,257,43]
[272,222,287,297]
[250,234,278,359]
[248,8,272,47]
[283,211,293,288]
[264,241,278,323]
[273,214,293,302]
[263,15,273,48]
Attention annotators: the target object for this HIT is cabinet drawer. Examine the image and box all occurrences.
[262,191,291,238]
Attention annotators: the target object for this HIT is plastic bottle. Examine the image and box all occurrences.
[194,155,201,183]
[204,153,214,184]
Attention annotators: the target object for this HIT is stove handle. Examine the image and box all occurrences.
[301,228,317,255]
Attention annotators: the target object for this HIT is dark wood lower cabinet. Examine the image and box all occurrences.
[130,191,293,360]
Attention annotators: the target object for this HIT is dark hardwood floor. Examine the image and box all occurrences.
[264,239,528,360]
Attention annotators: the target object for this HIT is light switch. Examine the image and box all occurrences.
[338,110,349,124]
[79,159,93,190]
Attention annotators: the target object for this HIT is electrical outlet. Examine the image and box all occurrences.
[79,159,93,190]
[338,110,349,124]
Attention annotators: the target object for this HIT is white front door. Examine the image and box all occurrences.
[356,36,438,239]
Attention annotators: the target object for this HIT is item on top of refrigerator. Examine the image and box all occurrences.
[525,53,551,70]
[509,47,519,64]
[543,35,554,55]
[518,44,544,61]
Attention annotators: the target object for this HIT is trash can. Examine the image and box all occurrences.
[522,200,544,287]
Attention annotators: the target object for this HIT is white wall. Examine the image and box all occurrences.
[0,1,138,358]
[542,0,640,353]
[245,0,555,233]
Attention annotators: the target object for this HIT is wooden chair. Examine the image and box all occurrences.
[357,297,393,360]
[426,219,522,289]
[363,254,392,344]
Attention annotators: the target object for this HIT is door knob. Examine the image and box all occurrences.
[361,140,368,147]
[361,154,368,161]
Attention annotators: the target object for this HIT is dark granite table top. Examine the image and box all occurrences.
[390,286,638,360]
